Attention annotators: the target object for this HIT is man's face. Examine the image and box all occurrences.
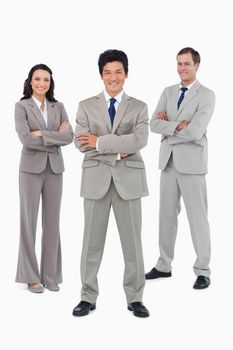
[177,52,199,85]
[101,61,128,96]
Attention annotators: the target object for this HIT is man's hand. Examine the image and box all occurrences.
[59,122,71,132]
[77,132,97,149]
[157,112,168,120]
[176,121,189,131]
[120,153,128,158]
[31,130,42,136]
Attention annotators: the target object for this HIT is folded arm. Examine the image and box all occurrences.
[167,91,215,145]
[74,102,98,154]
[74,102,119,165]
[150,89,180,136]
[41,103,73,146]
[15,103,57,153]
[97,103,149,154]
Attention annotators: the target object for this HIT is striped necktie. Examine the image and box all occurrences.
[177,87,188,110]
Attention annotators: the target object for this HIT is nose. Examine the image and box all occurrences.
[179,64,186,70]
[38,80,47,86]
[109,73,117,81]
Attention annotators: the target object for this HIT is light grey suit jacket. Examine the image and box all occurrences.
[15,98,73,174]
[74,92,149,200]
[150,81,215,174]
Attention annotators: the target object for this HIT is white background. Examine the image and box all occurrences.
[0,0,232,349]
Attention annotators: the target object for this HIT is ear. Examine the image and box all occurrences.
[195,63,200,72]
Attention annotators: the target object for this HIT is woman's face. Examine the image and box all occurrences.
[30,69,51,99]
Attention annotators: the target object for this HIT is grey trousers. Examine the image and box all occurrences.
[156,157,211,277]
[15,161,63,285]
[80,181,145,303]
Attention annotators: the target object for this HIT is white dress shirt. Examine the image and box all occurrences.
[103,89,124,111]
[32,95,48,127]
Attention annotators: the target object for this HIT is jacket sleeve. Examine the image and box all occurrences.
[150,88,180,136]
[97,103,149,154]
[41,103,73,146]
[167,90,215,145]
[74,102,92,153]
[15,102,57,153]
[74,102,118,165]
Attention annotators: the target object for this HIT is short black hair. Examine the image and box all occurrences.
[177,47,201,64]
[20,63,57,102]
[98,49,128,76]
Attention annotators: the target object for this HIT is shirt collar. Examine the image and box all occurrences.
[179,80,197,91]
[103,90,124,104]
[32,95,47,110]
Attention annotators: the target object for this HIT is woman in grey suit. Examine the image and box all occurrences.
[15,64,73,293]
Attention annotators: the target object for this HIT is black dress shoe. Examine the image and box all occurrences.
[145,267,172,280]
[193,276,210,289]
[72,301,96,317]
[128,302,149,318]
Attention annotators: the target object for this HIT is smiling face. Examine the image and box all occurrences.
[101,61,128,97]
[177,52,199,86]
[30,69,51,101]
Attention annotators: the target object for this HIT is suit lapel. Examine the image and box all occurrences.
[112,93,130,133]
[47,101,57,130]
[171,85,180,119]
[27,97,47,129]
[96,92,112,132]
[176,81,201,118]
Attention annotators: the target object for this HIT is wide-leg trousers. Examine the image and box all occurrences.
[156,157,211,277]
[80,181,145,303]
[15,161,63,285]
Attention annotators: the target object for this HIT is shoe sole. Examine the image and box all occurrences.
[193,284,210,290]
[28,288,44,293]
[43,284,60,291]
[145,274,172,280]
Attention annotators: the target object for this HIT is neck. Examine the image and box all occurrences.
[106,89,123,98]
[32,93,45,103]
[181,78,196,87]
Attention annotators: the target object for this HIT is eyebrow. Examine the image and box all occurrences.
[103,68,124,73]
[34,76,50,79]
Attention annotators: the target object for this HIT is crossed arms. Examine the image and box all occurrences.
[150,89,215,144]
[74,102,149,157]
[15,102,73,152]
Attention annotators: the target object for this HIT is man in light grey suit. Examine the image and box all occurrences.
[72,50,150,317]
[146,47,215,289]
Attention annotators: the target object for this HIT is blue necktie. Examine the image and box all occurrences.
[177,87,188,110]
[108,98,116,126]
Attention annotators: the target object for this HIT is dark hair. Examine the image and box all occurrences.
[177,47,201,64]
[20,63,57,101]
[98,49,128,76]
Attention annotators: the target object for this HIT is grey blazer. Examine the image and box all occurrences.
[150,81,215,174]
[15,98,73,174]
[74,92,149,200]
